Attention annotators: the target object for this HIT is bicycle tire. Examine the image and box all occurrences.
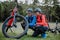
[2,14,29,39]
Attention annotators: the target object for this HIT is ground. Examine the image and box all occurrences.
[0,23,60,40]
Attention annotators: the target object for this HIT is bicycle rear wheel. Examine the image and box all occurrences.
[2,14,28,39]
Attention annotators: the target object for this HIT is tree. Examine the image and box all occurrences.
[33,0,39,5]
[15,0,17,2]
[25,0,28,5]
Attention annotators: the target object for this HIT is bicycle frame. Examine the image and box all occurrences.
[7,7,18,27]
[7,0,18,27]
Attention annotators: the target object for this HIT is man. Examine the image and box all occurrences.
[21,8,36,34]
[32,8,48,38]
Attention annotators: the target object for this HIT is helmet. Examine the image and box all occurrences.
[34,8,42,13]
[27,8,33,13]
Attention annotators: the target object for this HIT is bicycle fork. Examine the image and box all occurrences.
[7,12,17,27]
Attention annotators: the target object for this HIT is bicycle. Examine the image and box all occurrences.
[48,20,60,34]
[2,0,28,39]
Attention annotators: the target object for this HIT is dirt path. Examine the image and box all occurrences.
[49,23,60,29]
[0,22,60,30]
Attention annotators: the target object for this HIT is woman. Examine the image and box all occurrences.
[32,8,48,38]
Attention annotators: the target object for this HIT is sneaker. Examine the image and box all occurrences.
[41,33,47,38]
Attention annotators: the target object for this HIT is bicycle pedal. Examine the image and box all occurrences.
[13,24,17,28]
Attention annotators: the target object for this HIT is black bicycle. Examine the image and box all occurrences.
[2,0,28,39]
[48,20,60,34]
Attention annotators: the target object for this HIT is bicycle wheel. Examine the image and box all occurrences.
[2,14,28,39]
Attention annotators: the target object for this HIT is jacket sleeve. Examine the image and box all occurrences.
[29,16,36,27]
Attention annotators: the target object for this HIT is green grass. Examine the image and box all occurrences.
[0,30,60,40]
[0,23,60,40]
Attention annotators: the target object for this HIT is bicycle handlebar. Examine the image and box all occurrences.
[15,0,17,3]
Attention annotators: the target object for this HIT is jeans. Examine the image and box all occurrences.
[32,26,48,37]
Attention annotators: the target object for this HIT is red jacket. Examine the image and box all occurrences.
[36,14,48,27]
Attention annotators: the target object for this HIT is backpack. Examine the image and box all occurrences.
[39,14,48,23]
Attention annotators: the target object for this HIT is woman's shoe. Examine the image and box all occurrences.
[41,33,47,38]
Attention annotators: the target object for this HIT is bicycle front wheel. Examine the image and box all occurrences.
[2,14,28,39]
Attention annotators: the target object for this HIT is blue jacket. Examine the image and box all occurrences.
[26,15,36,27]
